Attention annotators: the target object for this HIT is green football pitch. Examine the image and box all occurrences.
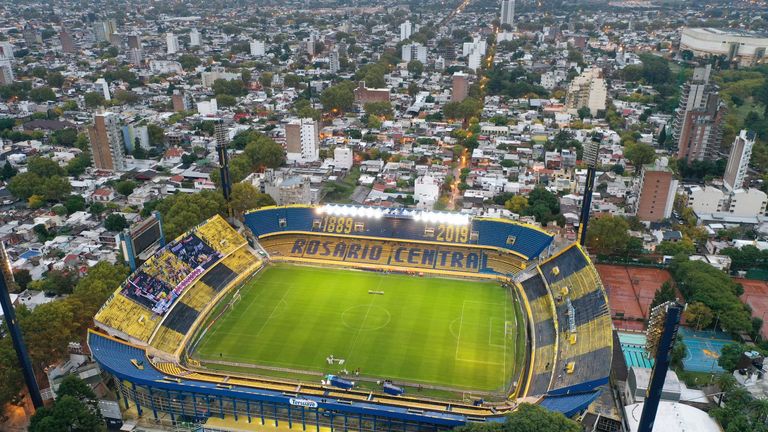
[194,264,526,392]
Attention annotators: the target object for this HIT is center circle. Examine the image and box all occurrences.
[341,305,391,331]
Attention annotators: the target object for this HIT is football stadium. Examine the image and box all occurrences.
[89,205,612,431]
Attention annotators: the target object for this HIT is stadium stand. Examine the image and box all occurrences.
[244,206,554,260]
[94,293,159,342]
[195,215,247,255]
[538,245,612,395]
[260,234,502,276]
[518,271,557,396]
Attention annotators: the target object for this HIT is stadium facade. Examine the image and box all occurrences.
[90,205,612,430]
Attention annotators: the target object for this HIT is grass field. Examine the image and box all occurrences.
[194,264,525,392]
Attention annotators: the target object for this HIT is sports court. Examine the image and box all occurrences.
[618,332,654,369]
[194,264,525,392]
[679,328,732,373]
[739,278,768,339]
[595,264,675,331]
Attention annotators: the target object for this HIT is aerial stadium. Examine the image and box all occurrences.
[88,205,612,431]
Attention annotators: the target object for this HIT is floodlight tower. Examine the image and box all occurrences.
[214,119,233,218]
[0,242,43,409]
[638,301,683,432]
[577,135,600,246]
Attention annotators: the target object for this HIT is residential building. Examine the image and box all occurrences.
[196,98,218,116]
[728,189,768,218]
[635,160,677,222]
[127,35,141,50]
[128,48,143,65]
[688,186,727,215]
[88,112,125,171]
[723,130,755,191]
[93,20,116,43]
[95,78,111,101]
[189,28,201,47]
[400,20,412,41]
[166,32,179,54]
[414,175,440,208]
[59,30,76,53]
[329,47,340,74]
[263,170,313,205]
[673,65,727,161]
[285,118,320,163]
[333,147,353,170]
[402,43,427,64]
[0,42,13,85]
[149,60,182,74]
[500,0,516,27]
[250,40,266,57]
[172,90,193,112]
[201,67,241,87]
[452,72,469,102]
[353,81,390,104]
[122,124,149,152]
[566,67,607,116]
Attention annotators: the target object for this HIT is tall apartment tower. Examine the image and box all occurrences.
[724,130,756,191]
[88,112,126,171]
[189,28,201,47]
[285,118,319,164]
[93,20,116,43]
[172,90,193,112]
[250,40,265,57]
[0,42,14,85]
[500,0,516,27]
[635,159,678,222]
[451,72,469,102]
[401,43,427,64]
[329,47,340,74]
[673,64,727,161]
[166,32,179,54]
[59,30,76,53]
[400,21,413,41]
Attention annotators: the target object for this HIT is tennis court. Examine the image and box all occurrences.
[739,278,768,339]
[680,328,733,373]
[596,264,675,331]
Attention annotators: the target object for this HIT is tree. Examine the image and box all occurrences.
[577,106,591,121]
[651,281,677,309]
[178,54,201,71]
[586,215,632,256]
[320,81,355,114]
[685,301,715,330]
[212,78,247,97]
[624,142,656,173]
[505,195,529,214]
[656,239,695,256]
[230,182,275,217]
[52,128,78,147]
[217,94,237,107]
[65,152,91,177]
[147,124,165,147]
[29,87,56,103]
[45,72,65,88]
[145,190,227,239]
[364,101,394,119]
[407,60,424,77]
[455,403,580,432]
[242,134,285,170]
[13,269,31,291]
[29,377,105,432]
[29,156,65,177]
[104,213,128,231]
[670,335,687,369]
[1,160,16,180]
[718,343,749,372]
[89,202,106,217]
[29,270,78,295]
[114,180,136,196]
[64,195,86,214]
[83,92,105,108]
[259,72,273,88]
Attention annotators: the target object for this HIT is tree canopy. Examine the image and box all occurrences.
[454,403,581,432]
